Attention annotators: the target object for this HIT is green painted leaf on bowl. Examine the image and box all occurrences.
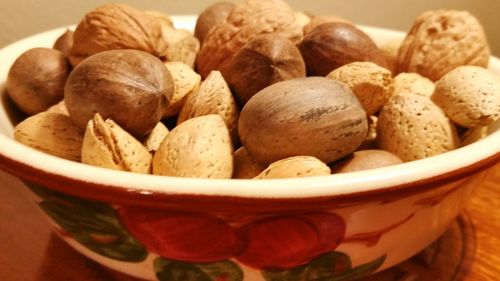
[263,252,385,281]
[154,257,243,281]
[27,183,148,262]
[333,255,386,281]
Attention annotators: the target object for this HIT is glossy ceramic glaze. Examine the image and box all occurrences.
[0,16,499,281]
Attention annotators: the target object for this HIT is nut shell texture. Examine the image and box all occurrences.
[255,156,331,179]
[299,22,386,76]
[396,10,490,81]
[70,3,167,66]
[196,0,302,78]
[65,49,173,138]
[228,34,306,105]
[7,48,69,115]
[153,115,233,179]
[377,94,459,161]
[239,77,368,165]
[432,66,500,128]
[82,114,152,173]
[14,112,83,162]
[327,62,393,116]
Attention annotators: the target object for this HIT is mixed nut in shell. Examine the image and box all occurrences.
[7,0,500,181]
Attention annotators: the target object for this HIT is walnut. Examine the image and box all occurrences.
[396,10,490,81]
[196,0,303,79]
[69,3,167,66]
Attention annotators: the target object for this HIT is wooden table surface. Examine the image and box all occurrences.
[0,167,498,281]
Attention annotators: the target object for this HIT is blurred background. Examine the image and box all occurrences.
[0,0,499,54]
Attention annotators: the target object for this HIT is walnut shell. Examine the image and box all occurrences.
[69,3,167,66]
[228,34,306,105]
[196,0,302,79]
[299,22,387,76]
[65,49,173,138]
[239,77,368,165]
[395,10,490,81]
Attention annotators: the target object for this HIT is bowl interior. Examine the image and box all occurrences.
[0,15,498,199]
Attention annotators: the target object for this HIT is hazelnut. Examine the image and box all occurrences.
[195,2,236,44]
[299,22,387,76]
[239,77,368,165]
[228,34,306,105]
[7,48,70,115]
[53,29,74,59]
[69,3,167,66]
[65,49,174,138]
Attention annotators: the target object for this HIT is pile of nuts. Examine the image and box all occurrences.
[7,0,500,180]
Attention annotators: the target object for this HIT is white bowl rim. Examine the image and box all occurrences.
[0,15,498,200]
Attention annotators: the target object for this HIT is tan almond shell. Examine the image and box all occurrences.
[46,100,69,116]
[69,3,167,66]
[327,61,393,116]
[432,66,500,128]
[163,62,202,118]
[460,118,500,146]
[196,0,302,78]
[393,72,435,98]
[162,27,200,69]
[81,114,152,174]
[142,122,169,152]
[14,112,83,162]
[233,146,265,179]
[255,156,331,179]
[153,115,233,178]
[377,93,459,162]
[178,70,239,141]
[395,10,490,81]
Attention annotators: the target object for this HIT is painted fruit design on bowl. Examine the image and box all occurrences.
[27,183,387,281]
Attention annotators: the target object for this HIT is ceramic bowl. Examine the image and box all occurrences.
[0,16,499,281]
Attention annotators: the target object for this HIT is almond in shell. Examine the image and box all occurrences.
[163,62,202,118]
[255,156,330,179]
[81,113,152,173]
[153,115,233,178]
[377,93,459,161]
[178,71,239,142]
[14,112,83,161]
[233,147,265,179]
